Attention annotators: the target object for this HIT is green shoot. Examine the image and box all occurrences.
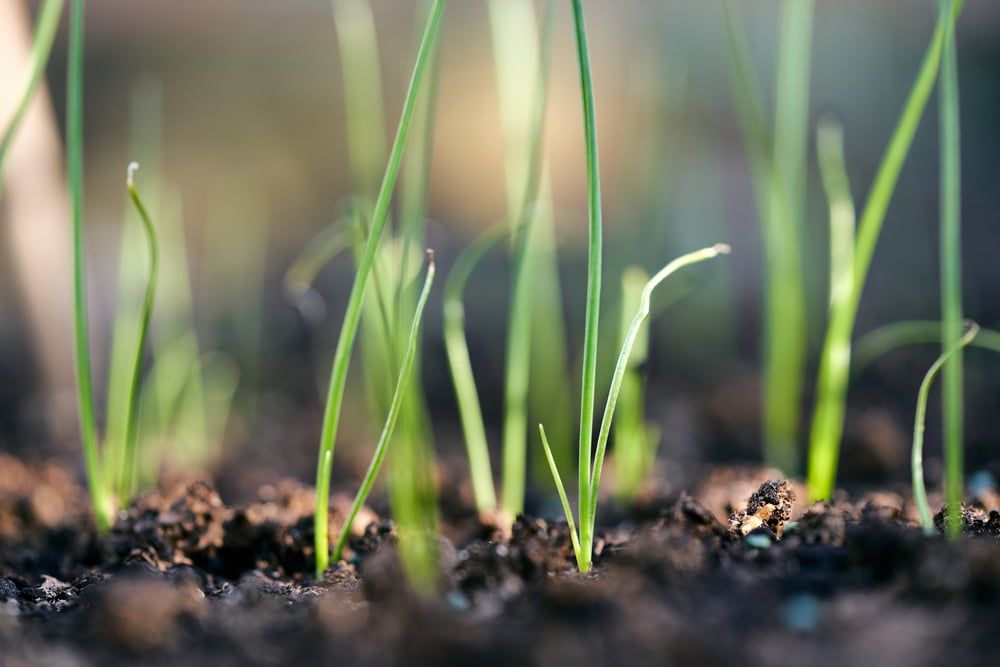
[912,321,978,535]
[332,253,436,563]
[853,321,1000,375]
[0,0,65,195]
[722,0,810,474]
[542,244,731,572]
[538,424,581,558]
[442,223,511,514]
[314,0,446,578]
[67,0,111,532]
[332,0,387,201]
[613,267,660,503]
[938,1,964,539]
[118,163,159,503]
[570,0,603,565]
[494,0,554,518]
[807,0,965,501]
[808,116,856,505]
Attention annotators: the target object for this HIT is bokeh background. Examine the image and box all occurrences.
[1,0,999,500]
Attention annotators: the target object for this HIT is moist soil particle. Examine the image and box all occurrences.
[2,456,1000,667]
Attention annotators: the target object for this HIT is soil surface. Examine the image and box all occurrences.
[2,452,1000,667]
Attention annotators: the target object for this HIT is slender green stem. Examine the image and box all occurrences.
[913,322,977,535]
[808,118,856,504]
[613,266,654,503]
[332,253,436,562]
[314,0,446,578]
[117,164,159,505]
[499,0,555,518]
[762,0,812,474]
[853,321,1000,375]
[538,424,582,566]
[570,0,602,574]
[332,0,387,201]
[67,0,111,533]
[586,246,730,546]
[807,0,964,501]
[0,0,66,195]
[443,223,512,514]
[938,1,963,540]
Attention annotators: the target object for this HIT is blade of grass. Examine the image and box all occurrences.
[538,424,582,567]
[807,0,965,501]
[722,0,806,474]
[938,0,963,539]
[613,266,654,503]
[332,252,436,563]
[442,223,513,514]
[67,0,112,533]
[853,321,1000,376]
[570,0,602,568]
[765,0,812,473]
[497,0,555,518]
[117,163,159,505]
[0,0,65,196]
[314,0,446,578]
[585,245,731,556]
[332,0,387,201]
[912,321,978,535]
[808,117,856,504]
[284,214,355,307]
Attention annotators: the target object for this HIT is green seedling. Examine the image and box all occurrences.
[0,0,65,196]
[912,322,978,535]
[807,0,965,501]
[67,0,159,531]
[314,0,445,578]
[853,321,1000,376]
[613,266,661,503]
[332,252,436,564]
[938,1,964,538]
[723,0,812,474]
[541,245,732,572]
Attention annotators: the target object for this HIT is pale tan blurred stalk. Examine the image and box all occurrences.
[0,0,74,431]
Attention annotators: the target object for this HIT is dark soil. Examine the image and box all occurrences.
[2,452,1000,667]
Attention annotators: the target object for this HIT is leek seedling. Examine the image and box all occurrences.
[443,223,510,514]
[0,0,65,196]
[912,322,978,535]
[66,0,159,527]
[314,0,445,578]
[541,245,732,572]
[723,0,812,474]
[488,0,569,515]
[332,252,436,563]
[613,267,660,503]
[853,321,1000,376]
[938,1,964,539]
[807,0,965,501]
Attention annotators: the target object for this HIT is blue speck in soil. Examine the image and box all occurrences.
[968,470,996,497]
[782,594,820,631]
[447,591,470,611]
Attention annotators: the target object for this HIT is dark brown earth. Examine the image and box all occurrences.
[2,452,1000,667]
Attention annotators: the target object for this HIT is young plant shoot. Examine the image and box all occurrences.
[613,267,660,503]
[314,0,445,578]
[723,0,812,474]
[853,321,1000,377]
[0,0,65,195]
[541,245,731,572]
[807,0,965,501]
[938,2,964,539]
[332,252,436,564]
[911,322,978,535]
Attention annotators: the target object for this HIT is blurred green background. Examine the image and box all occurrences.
[1,0,999,497]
